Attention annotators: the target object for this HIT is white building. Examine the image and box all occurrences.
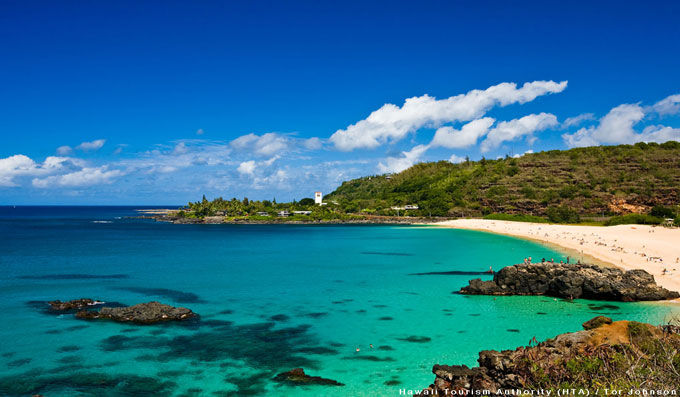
[314,191,323,205]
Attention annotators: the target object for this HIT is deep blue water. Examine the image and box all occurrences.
[0,206,677,396]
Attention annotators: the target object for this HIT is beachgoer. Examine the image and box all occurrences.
[566,256,570,264]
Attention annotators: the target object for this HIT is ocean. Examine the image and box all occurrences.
[0,206,677,396]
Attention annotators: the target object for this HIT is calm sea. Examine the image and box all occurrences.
[0,206,676,396]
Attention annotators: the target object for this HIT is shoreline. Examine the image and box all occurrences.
[430,219,680,296]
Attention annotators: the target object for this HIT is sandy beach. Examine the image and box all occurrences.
[431,219,680,294]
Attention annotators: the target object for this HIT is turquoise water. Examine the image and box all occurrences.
[1,206,677,396]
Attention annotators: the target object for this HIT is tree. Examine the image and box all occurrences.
[298,198,315,206]
[650,205,676,218]
[546,205,580,223]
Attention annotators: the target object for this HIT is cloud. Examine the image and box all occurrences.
[172,142,189,155]
[480,113,558,152]
[56,145,73,155]
[448,154,467,164]
[329,80,567,151]
[561,113,595,129]
[231,133,289,156]
[0,155,38,186]
[377,144,429,174]
[639,125,680,142]
[430,117,495,149]
[32,166,123,188]
[0,155,81,187]
[513,149,534,158]
[652,94,680,116]
[196,128,205,135]
[562,103,646,147]
[303,137,323,150]
[76,139,106,151]
[237,160,256,175]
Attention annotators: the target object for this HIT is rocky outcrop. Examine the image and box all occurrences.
[459,262,679,301]
[582,315,612,330]
[75,301,196,324]
[272,368,344,387]
[48,299,104,311]
[420,318,679,394]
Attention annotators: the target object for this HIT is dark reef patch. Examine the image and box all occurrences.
[409,270,495,276]
[218,309,234,315]
[57,345,80,353]
[225,370,273,395]
[342,355,396,362]
[99,321,321,371]
[0,372,176,396]
[269,314,290,322]
[7,358,31,368]
[58,355,82,364]
[507,329,521,333]
[301,312,328,319]
[294,347,339,355]
[385,379,402,385]
[373,304,388,308]
[378,345,394,351]
[361,251,413,257]
[18,274,129,280]
[536,312,548,315]
[114,286,205,304]
[378,316,394,321]
[397,336,431,343]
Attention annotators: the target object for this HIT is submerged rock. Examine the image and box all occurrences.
[272,368,344,387]
[49,299,103,311]
[459,262,679,301]
[75,301,196,324]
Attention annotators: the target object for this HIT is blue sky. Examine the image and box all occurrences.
[1,1,679,204]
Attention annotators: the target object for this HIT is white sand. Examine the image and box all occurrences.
[431,219,680,294]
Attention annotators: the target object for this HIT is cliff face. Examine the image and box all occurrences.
[459,262,679,301]
[421,318,680,394]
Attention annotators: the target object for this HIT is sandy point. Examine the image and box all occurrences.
[430,219,680,297]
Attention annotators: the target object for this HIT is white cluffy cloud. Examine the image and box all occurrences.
[562,93,680,147]
[652,94,680,116]
[330,80,567,151]
[32,166,123,188]
[76,139,106,151]
[0,155,86,187]
[480,113,558,152]
[430,113,558,153]
[377,144,429,174]
[231,133,290,156]
[431,118,495,149]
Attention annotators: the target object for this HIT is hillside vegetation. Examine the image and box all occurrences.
[327,141,680,219]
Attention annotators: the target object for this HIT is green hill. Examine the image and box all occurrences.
[327,141,680,219]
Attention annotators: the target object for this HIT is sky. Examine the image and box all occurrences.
[1,1,679,205]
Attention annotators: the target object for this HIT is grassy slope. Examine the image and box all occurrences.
[327,141,680,217]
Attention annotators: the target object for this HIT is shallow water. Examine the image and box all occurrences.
[0,206,677,396]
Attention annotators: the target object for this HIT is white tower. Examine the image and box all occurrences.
[314,191,323,205]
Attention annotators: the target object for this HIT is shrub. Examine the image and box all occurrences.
[483,213,549,223]
[546,205,581,223]
[605,214,663,226]
[650,205,677,218]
